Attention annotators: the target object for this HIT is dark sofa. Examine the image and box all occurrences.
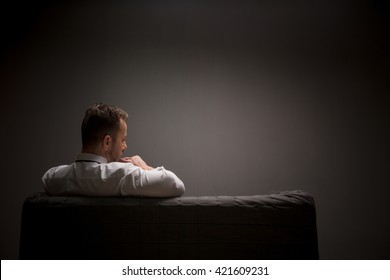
[19,190,319,259]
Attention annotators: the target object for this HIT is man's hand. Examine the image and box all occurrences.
[120,155,155,170]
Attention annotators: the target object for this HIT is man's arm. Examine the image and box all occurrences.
[118,155,185,198]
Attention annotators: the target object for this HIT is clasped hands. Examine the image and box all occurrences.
[119,155,155,170]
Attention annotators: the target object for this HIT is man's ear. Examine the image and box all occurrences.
[102,135,112,151]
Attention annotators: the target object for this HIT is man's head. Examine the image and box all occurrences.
[81,103,128,162]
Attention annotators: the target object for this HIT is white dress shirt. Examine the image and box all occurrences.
[42,153,185,197]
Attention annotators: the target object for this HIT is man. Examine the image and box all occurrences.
[42,103,185,197]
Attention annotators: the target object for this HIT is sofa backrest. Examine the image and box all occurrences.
[19,190,319,259]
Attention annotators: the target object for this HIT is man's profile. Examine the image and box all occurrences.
[42,103,185,197]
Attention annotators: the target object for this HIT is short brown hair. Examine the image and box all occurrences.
[81,103,128,149]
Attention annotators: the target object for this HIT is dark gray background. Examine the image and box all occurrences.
[1,0,389,259]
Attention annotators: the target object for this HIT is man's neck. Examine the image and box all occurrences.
[81,147,107,160]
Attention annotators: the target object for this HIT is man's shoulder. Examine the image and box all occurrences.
[43,164,72,178]
[102,162,138,175]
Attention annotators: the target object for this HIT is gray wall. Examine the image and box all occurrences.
[1,0,389,259]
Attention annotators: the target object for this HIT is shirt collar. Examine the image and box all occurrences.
[75,153,108,164]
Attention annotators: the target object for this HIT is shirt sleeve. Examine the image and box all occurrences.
[42,165,68,195]
[119,165,185,197]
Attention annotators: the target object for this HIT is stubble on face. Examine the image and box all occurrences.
[110,119,127,162]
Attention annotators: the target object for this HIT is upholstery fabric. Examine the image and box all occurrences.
[19,190,319,259]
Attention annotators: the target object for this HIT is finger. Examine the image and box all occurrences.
[119,157,133,163]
